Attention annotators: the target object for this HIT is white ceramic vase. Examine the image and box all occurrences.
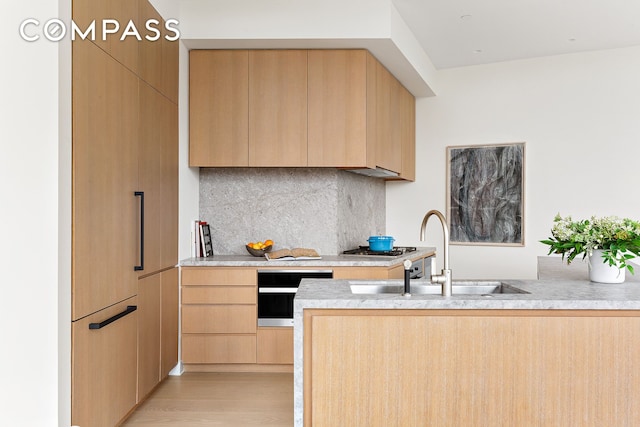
[589,249,625,283]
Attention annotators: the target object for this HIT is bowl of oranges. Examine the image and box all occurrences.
[246,239,274,257]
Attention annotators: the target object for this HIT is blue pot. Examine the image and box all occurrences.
[368,235,395,252]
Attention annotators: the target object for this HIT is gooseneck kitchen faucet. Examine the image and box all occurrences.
[420,210,452,296]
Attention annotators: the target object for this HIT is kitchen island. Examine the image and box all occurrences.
[294,273,640,426]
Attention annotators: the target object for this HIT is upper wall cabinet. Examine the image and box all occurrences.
[249,50,308,167]
[190,50,249,166]
[307,50,370,168]
[189,49,416,180]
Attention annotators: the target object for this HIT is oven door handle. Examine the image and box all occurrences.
[258,287,298,294]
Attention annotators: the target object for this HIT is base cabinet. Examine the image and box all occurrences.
[182,334,257,364]
[181,262,427,371]
[160,268,179,375]
[137,267,179,401]
[181,267,257,367]
[71,297,138,427]
[303,309,640,426]
[257,327,294,364]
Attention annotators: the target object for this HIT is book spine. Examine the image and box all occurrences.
[194,220,201,257]
[199,221,208,257]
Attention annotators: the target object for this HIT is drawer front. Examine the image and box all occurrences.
[182,267,256,286]
[72,297,138,427]
[182,334,256,364]
[182,305,256,333]
[182,285,256,304]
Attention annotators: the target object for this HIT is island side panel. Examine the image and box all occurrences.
[303,309,640,427]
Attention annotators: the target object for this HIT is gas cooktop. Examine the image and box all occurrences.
[342,246,417,257]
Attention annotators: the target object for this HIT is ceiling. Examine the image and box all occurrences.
[392,0,640,69]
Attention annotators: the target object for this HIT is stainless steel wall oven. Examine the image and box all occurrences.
[257,270,333,327]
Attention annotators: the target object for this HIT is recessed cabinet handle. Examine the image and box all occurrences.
[89,305,137,330]
[134,191,144,271]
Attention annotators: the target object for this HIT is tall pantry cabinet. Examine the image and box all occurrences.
[71,0,178,426]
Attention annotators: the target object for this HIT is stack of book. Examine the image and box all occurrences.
[192,220,213,258]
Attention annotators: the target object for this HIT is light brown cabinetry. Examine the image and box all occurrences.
[181,262,427,370]
[189,50,249,166]
[137,274,161,400]
[249,50,308,166]
[189,49,416,179]
[397,83,416,181]
[303,309,640,426]
[71,0,179,423]
[160,268,179,375]
[307,50,370,168]
[257,327,294,364]
[189,49,308,167]
[181,267,257,365]
[71,297,138,427]
[72,39,139,321]
[72,0,141,75]
[138,0,178,103]
[308,50,409,176]
[137,267,178,401]
[139,80,179,274]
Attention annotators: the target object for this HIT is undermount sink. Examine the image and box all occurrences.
[349,280,529,296]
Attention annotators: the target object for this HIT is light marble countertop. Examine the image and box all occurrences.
[294,276,640,311]
[179,247,435,268]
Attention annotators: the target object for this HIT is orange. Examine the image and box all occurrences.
[265,239,274,246]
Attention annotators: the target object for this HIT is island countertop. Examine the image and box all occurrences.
[294,275,640,311]
[180,247,435,268]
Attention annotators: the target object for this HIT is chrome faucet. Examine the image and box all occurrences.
[420,210,452,296]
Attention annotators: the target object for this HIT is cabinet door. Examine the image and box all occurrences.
[72,297,138,427]
[72,0,140,74]
[161,29,180,104]
[307,50,369,168]
[72,40,139,320]
[249,50,308,166]
[398,83,416,181]
[138,81,163,275]
[374,61,402,174]
[257,327,294,364]
[138,267,178,401]
[189,50,249,166]
[137,274,161,401]
[160,100,179,268]
[139,82,178,274]
[138,0,162,91]
[160,267,179,376]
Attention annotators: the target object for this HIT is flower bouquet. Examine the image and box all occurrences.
[540,214,640,274]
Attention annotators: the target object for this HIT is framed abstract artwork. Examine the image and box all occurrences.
[447,142,525,246]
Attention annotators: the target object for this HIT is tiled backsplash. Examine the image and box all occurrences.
[199,168,385,255]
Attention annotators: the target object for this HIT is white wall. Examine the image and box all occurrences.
[178,40,200,261]
[387,46,640,279]
[0,0,70,425]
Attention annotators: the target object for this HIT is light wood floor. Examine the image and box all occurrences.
[122,372,294,426]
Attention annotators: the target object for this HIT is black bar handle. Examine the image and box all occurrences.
[89,305,137,330]
[134,191,144,271]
